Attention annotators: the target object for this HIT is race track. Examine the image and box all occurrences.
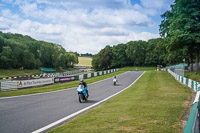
[0,71,144,133]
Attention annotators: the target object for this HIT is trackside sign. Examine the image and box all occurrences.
[17,78,54,89]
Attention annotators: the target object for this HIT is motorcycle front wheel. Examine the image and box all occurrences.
[79,94,84,103]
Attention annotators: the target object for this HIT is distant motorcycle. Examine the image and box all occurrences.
[77,85,89,103]
[113,78,117,85]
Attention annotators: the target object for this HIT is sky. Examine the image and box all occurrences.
[0,0,174,54]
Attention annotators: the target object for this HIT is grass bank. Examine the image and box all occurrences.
[184,71,200,82]
[0,71,125,97]
[0,69,41,78]
[48,71,191,133]
[0,68,79,78]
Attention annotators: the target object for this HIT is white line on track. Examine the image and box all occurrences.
[31,71,145,133]
[0,71,129,100]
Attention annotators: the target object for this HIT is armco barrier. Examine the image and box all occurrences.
[75,69,119,81]
[168,69,200,133]
[0,81,18,91]
[0,69,119,91]
[184,92,200,133]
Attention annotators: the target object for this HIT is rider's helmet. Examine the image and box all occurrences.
[80,78,84,82]
[114,76,116,78]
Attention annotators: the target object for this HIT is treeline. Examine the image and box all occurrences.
[93,0,200,72]
[79,53,93,57]
[92,38,168,70]
[0,32,78,69]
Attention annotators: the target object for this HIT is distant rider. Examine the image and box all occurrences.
[113,76,117,82]
[79,79,89,96]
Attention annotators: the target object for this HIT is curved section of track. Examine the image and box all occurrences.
[0,71,144,133]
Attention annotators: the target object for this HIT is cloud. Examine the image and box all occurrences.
[1,0,13,4]
[0,17,10,30]
[18,2,154,28]
[0,0,171,54]
[1,14,159,54]
[140,0,174,10]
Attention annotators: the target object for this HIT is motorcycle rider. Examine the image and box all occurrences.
[113,76,117,84]
[79,79,89,96]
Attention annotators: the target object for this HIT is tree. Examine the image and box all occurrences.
[0,46,12,68]
[126,41,147,66]
[92,45,112,70]
[160,0,200,73]
[0,32,78,69]
[111,44,128,68]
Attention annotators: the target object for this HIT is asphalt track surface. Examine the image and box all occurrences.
[0,71,144,133]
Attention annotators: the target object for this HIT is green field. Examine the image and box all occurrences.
[77,57,92,67]
[0,69,41,78]
[48,71,191,133]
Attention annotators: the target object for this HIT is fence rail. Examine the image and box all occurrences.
[168,69,200,133]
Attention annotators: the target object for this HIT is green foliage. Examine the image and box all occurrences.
[112,44,128,67]
[184,71,200,82]
[92,45,112,70]
[126,40,146,66]
[0,31,78,69]
[79,53,93,57]
[160,0,200,73]
[92,39,167,70]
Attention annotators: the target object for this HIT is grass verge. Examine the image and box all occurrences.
[0,69,41,78]
[184,71,200,82]
[0,71,125,97]
[48,71,191,133]
[0,68,80,79]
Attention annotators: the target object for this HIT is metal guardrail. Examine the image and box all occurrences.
[168,69,200,133]
[184,92,200,133]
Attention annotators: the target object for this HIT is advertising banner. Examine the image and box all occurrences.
[54,78,60,83]
[0,81,18,91]
[59,77,75,83]
[17,78,54,89]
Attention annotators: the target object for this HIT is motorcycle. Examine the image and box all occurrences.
[113,78,117,85]
[77,85,89,103]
